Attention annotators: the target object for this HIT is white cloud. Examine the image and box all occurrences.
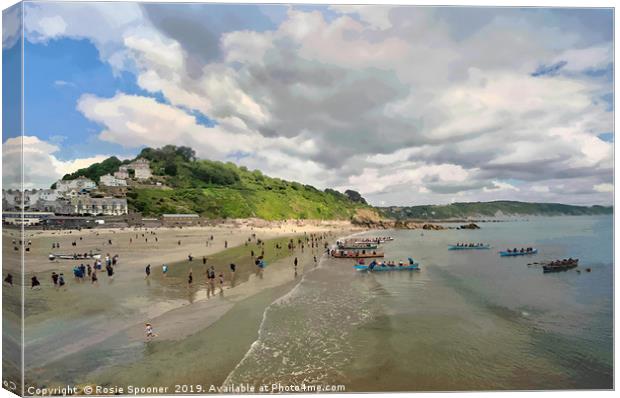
[36,15,67,37]
[24,2,147,72]
[2,136,111,189]
[554,45,612,73]
[531,185,550,193]
[329,5,393,30]
[2,3,21,49]
[593,183,613,193]
[53,80,76,88]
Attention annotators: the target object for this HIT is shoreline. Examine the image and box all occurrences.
[13,223,364,389]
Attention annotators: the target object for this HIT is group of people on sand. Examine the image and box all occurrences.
[6,252,120,291]
[455,243,485,247]
[11,238,32,252]
[129,231,158,244]
[3,273,45,289]
[506,247,534,253]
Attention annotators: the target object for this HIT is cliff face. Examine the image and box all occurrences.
[351,209,445,230]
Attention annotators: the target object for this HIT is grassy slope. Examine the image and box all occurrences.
[381,200,613,219]
[126,156,368,220]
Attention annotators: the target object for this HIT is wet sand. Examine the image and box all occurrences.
[3,222,358,389]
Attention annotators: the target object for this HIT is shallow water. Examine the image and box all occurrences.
[226,216,613,391]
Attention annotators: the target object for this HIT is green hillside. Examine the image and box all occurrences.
[64,145,372,220]
[381,201,613,220]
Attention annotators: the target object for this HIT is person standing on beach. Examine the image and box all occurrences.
[145,264,151,279]
[51,272,59,287]
[58,274,66,289]
[188,269,193,286]
[218,273,225,293]
[91,270,98,284]
[294,257,298,276]
[162,264,168,277]
[31,276,41,290]
[207,266,216,295]
[225,240,228,249]
[203,256,207,265]
[4,273,13,287]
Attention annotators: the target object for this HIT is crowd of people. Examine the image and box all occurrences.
[4,227,336,341]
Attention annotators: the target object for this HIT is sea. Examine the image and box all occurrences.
[225,215,613,391]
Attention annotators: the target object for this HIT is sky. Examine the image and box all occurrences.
[1,1,614,206]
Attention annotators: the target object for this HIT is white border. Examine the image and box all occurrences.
[0,2,616,398]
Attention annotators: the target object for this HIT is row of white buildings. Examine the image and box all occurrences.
[2,158,154,216]
[3,186,128,216]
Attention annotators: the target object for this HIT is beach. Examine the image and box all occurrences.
[2,215,613,392]
[2,220,359,390]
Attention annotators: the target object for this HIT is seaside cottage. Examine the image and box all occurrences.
[100,174,128,187]
[70,197,128,216]
[55,176,97,194]
[2,211,55,226]
[114,158,153,181]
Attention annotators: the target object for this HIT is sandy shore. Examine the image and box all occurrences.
[13,220,355,274]
[2,220,362,388]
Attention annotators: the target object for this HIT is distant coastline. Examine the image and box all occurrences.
[379,200,612,221]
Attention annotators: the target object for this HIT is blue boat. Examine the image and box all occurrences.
[499,249,537,257]
[354,258,420,272]
[448,244,490,250]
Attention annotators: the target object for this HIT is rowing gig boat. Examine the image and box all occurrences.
[448,244,490,250]
[499,249,537,257]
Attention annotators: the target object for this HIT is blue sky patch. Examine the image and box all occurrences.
[531,61,567,77]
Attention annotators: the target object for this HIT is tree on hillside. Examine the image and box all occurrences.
[345,189,367,204]
[62,156,123,182]
[176,146,196,162]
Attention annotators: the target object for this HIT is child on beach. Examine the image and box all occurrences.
[218,273,225,293]
[145,323,157,339]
